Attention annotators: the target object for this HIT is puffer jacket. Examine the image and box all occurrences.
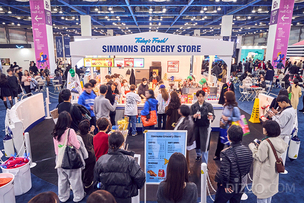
[215,143,253,188]
[94,149,146,200]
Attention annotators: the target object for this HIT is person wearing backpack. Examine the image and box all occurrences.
[58,89,83,132]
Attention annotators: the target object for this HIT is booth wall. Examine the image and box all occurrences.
[106,55,194,79]
[0,47,35,72]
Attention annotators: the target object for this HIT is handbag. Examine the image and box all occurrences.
[288,85,292,100]
[61,129,83,169]
[55,129,69,169]
[266,139,285,173]
[141,100,157,127]
[231,115,250,136]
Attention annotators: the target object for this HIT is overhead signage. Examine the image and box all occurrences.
[56,36,63,58]
[84,58,113,67]
[145,130,187,184]
[71,32,234,56]
[114,58,124,67]
[134,58,144,68]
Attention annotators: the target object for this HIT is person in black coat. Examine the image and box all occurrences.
[214,125,252,203]
[105,82,119,126]
[94,131,145,203]
[282,73,290,89]
[218,81,235,105]
[29,61,38,75]
[0,73,13,109]
[7,69,19,100]
[137,78,149,99]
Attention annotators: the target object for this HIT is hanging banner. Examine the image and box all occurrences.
[84,58,113,67]
[29,0,50,69]
[55,36,63,58]
[272,0,294,64]
[145,130,187,184]
[64,36,71,58]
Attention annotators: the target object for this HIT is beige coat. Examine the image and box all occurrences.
[287,84,302,109]
[249,137,288,199]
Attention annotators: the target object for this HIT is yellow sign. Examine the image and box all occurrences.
[249,98,260,123]
[201,170,204,174]
[84,58,114,67]
[164,158,169,165]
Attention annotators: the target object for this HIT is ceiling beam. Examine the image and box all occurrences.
[0,0,29,13]
[57,0,104,26]
[166,0,195,33]
[125,0,140,32]
[204,0,262,26]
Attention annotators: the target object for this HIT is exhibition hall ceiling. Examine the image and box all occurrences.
[1,0,304,36]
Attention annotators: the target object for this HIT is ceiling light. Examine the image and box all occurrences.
[17,23,20,26]
[0,7,3,11]
[111,11,114,13]
[162,8,167,13]
[61,16,64,19]
[204,7,207,11]
[11,22,14,25]
[76,22,79,25]
[59,10,63,14]
[94,7,98,11]
[108,7,113,11]
[217,7,221,11]
[215,0,220,2]
[248,16,251,19]
[252,9,256,13]
[258,7,262,12]
[200,10,204,13]
[53,7,58,12]
[8,10,12,14]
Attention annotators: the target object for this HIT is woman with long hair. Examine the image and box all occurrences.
[28,191,59,203]
[94,131,145,203]
[157,85,169,130]
[287,78,302,109]
[214,91,241,160]
[157,152,198,202]
[21,70,31,95]
[140,89,158,130]
[166,91,181,130]
[52,111,85,203]
[0,73,13,109]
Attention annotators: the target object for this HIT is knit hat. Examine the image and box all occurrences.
[159,84,166,89]
[199,78,207,85]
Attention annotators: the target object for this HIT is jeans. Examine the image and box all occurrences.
[157,114,167,130]
[257,197,272,203]
[196,149,209,163]
[143,125,155,132]
[128,116,137,135]
[110,111,116,126]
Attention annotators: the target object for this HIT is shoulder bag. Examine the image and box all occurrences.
[288,85,292,100]
[266,139,285,173]
[61,129,84,169]
[141,100,157,127]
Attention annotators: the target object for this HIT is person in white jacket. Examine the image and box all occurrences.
[268,95,295,167]
[156,85,170,130]
[125,84,141,136]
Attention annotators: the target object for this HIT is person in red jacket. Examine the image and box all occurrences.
[93,118,111,161]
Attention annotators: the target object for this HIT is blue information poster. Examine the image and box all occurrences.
[145,130,187,184]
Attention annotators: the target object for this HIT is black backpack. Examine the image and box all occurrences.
[70,104,91,121]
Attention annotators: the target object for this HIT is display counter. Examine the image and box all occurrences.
[115,102,223,129]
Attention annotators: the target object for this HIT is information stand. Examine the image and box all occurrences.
[144,130,187,203]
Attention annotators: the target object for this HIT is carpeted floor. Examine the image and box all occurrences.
[1,84,304,203]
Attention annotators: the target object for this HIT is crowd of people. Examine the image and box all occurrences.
[5,58,299,203]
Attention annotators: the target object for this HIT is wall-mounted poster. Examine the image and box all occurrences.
[114,58,124,67]
[1,58,10,66]
[134,58,144,68]
[240,49,265,61]
[124,58,134,67]
[167,61,179,73]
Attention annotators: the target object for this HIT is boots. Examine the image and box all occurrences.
[3,101,8,109]
[9,100,13,108]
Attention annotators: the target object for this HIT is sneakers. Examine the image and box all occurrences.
[195,155,201,161]
[132,133,137,136]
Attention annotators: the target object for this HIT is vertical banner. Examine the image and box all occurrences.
[55,36,63,58]
[29,0,50,69]
[266,0,294,66]
[230,36,238,58]
[272,0,294,65]
[64,36,71,58]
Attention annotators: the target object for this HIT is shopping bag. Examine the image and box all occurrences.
[231,115,250,136]
[220,128,230,146]
[141,110,157,127]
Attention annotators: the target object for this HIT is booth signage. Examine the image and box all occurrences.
[84,58,113,67]
[167,61,179,73]
[124,58,134,67]
[145,130,187,184]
